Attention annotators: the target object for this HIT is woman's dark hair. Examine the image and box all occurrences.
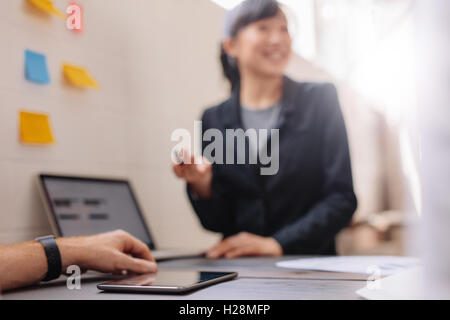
[220,0,280,92]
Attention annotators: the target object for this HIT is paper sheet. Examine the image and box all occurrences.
[25,49,50,84]
[28,0,65,19]
[276,256,421,276]
[356,267,425,300]
[63,63,100,89]
[19,110,55,144]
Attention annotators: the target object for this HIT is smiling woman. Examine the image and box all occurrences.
[172,0,357,258]
[220,0,291,92]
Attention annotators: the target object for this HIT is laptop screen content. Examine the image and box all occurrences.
[39,175,154,249]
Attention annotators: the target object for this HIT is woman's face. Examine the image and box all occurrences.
[227,10,292,78]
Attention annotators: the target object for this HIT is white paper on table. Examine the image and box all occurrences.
[276,256,421,276]
[356,267,425,300]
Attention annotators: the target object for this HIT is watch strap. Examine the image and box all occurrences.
[35,235,62,282]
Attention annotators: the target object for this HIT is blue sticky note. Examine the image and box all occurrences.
[25,49,50,84]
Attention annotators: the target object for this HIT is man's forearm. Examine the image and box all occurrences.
[0,231,158,292]
[0,241,48,292]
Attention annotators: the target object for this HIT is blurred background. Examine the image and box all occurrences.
[0,0,445,262]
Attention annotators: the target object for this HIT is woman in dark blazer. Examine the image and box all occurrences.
[173,0,357,258]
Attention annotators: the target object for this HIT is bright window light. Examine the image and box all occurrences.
[209,0,244,10]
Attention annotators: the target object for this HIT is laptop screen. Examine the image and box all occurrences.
[39,175,155,249]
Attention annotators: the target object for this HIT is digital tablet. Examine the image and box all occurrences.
[97,270,238,294]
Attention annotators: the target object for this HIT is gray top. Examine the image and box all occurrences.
[240,102,282,155]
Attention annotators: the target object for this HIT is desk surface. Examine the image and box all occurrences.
[1,256,367,300]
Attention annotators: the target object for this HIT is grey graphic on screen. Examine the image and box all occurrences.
[44,178,152,246]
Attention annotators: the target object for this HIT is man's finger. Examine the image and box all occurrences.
[123,235,156,262]
[116,254,157,274]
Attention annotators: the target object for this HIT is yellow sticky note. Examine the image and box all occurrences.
[19,110,55,145]
[63,63,100,89]
[28,0,66,19]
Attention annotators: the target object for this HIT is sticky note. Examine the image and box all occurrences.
[25,49,50,84]
[28,0,66,19]
[63,63,100,89]
[19,110,55,144]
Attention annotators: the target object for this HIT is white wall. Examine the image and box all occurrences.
[0,0,227,246]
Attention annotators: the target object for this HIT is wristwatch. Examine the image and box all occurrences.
[35,235,62,282]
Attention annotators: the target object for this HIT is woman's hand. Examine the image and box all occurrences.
[56,230,157,275]
[172,149,213,199]
[206,232,283,259]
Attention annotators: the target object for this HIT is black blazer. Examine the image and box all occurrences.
[187,76,357,255]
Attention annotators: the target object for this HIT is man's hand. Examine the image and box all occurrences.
[206,232,283,259]
[0,230,157,292]
[56,230,157,275]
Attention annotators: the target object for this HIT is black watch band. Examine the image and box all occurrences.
[35,235,62,282]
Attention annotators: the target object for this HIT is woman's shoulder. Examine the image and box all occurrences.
[286,77,340,113]
[285,76,338,97]
[283,78,342,124]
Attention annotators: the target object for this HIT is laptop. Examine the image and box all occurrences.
[37,174,205,261]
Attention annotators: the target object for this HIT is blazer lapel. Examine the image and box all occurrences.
[275,76,299,130]
[220,76,302,191]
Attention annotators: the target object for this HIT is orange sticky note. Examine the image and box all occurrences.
[28,0,66,19]
[20,110,55,145]
[63,63,100,89]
